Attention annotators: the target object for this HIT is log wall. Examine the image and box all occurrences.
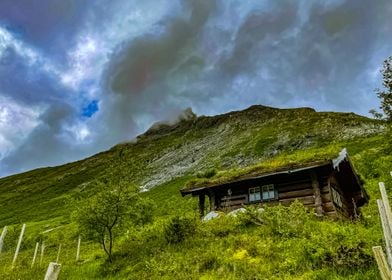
[213,170,351,218]
[327,174,353,218]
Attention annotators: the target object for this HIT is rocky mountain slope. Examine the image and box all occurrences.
[0,105,385,225]
[1,104,392,280]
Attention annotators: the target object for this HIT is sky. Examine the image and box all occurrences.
[0,0,391,177]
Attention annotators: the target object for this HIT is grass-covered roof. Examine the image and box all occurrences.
[182,145,343,193]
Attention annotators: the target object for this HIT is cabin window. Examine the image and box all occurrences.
[331,187,343,208]
[249,187,261,202]
[249,184,275,202]
[262,184,275,200]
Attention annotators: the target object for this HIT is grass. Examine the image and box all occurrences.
[0,105,390,279]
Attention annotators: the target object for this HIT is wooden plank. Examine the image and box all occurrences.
[208,193,215,211]
[378,199,392,268]
[323,201,335,212]
[321,186,330,193]
[311,171,324,216]
[0,226,8,254]
[12,223,26,267]
[276,177,311,186]
[44,262,61,280]
[221,194,247,201]
[380,182,392,235]
[223,200,247,207]
[278,183,312,193]
[278,188,313,199]
[325,211,337,216]
[321,193,331,203]
[372,246,392,280]
[31,242,39,268]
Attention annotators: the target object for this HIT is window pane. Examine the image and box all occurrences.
[249,187,261,202]
[261,184,275,200]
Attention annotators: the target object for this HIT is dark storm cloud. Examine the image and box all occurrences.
[1,0,392,177]
[99,0,217,145]
[198,0,392,112]
[109,0,216,95]
[1,103,79,173]
[0,0,87,56]
[220,2,299,76]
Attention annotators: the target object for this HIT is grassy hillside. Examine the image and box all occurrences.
[0,105,391,279]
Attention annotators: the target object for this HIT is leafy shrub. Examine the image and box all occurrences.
[197,169,217,179]
[201,216,238,237]
[260,200,312,238]
[164,216,197,244]
[236,206,264,227]
[129,198,156,226]
[323,243,373,269]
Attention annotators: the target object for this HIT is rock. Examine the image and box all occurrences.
[202,211,220,221]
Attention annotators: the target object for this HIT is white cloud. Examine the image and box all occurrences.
[63,122,92,144]
[0,96,42,159]
[61,35,101,89]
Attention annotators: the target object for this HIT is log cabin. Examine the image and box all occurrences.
[181,149,369,219]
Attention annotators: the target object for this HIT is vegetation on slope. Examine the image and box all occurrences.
[0,105,390,279]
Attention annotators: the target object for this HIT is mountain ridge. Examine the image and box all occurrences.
[0,104,385,225]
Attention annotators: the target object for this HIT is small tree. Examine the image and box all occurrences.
[72,182,137,262]
[373,56,392,122]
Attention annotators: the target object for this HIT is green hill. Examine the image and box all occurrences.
[0,105,391,279]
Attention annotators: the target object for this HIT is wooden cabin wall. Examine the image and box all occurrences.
[216,173,317,211]
[328,174,353,218]
[277,176,314,208]
[319,175,335,216]
[211,170,356,219]
[217,187,249,210]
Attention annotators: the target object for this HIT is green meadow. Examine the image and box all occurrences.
[0,105,391,279]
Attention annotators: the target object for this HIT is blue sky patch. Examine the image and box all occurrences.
[82,100,99,118]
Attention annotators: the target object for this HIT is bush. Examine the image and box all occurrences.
[129,198,156,226]
[260,200,312,238]
[164,216,197,244]
[196,169,217,179]
[201,216,238,238]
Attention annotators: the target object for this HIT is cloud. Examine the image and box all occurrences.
[0,96,42,160]
[0,0,88,56]
[1,102,84,174]
[93,0,217,145]
[1,0,392,177]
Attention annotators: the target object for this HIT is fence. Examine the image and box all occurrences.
[0,224,82,279]
[373,172,392,280]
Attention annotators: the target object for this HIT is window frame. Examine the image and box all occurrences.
[249,186,261,202]
[331,187,343,209]
[261,184,276,201]
[248,184,276,202]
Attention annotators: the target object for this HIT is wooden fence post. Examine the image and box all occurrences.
[31,242,39,268]
[373,246,392,280]
[377,199,392,267]
[44,262,61,280]
[0,226,8,254]
[380,182,392,233]
[12,223,26,267]
[76,235,81,262]
[40,241,45,266]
